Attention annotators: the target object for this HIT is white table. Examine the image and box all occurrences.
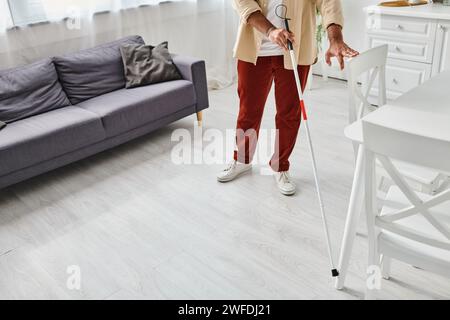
[335,70,450,290]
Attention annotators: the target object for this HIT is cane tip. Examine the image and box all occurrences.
[332,269,339,277]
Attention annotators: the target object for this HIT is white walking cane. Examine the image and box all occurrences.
[276,4,339,278]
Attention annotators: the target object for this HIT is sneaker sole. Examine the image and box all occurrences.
[217,166,252,183]
[279,189,296,196]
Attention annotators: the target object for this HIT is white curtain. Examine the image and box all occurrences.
[0,0,238,89]
[5,0,189,25]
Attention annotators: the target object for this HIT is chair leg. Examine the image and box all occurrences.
[365,252,381,300]
[376,175,385,191]
[335,146,365,290]
[381,255,392,280]
[196,111,203,127]
[364,150,381,300]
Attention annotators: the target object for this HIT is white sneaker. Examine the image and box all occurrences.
[274,171,296,196]
[217,161,252,183]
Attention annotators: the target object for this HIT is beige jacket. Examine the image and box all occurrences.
[232,0,344,69]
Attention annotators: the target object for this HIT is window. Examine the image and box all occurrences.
[1,0,189,27]
[0,0,13,29]
[8,0,47,25]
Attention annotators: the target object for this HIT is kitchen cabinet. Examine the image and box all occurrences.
[365,3,450,103]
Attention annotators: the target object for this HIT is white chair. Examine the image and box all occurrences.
[335,45,448,291]
[347,45,446,195]
[362,111,450,299]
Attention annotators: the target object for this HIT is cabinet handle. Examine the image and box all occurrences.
[439,24,447,31]
[392,78,398,84]
[395,46,401,52]
[396,24,403,30]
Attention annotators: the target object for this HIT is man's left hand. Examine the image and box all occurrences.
[325,24,359,70]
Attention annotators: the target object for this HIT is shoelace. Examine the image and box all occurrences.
[224,162,237,173]
[278,171,291,184]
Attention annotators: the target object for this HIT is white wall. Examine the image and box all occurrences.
[343,0,379,52]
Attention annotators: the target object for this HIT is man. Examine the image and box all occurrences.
[217,0,358,196]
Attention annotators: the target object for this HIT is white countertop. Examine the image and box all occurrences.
[345,70,450,144]
[366,3,450,20]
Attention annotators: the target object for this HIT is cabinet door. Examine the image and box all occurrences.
[370,58,432,103]
[432,22,450,75]
[368,35,435,64]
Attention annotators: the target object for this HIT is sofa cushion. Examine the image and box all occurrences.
[53,35,145,105]
[77,80,196,137]
[0,59,71,123]
[0,106,106,177]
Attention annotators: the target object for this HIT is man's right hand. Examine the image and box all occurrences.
[268,28,295,51]
[247,11,295,51]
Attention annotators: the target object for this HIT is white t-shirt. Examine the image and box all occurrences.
[258,0,284,57]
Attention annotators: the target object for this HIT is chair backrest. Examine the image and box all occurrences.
[347,45,388,125]
[362,112,450,253]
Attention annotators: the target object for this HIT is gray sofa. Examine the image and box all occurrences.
[0,35,208,189]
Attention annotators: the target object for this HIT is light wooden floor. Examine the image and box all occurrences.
[0,77,449,300]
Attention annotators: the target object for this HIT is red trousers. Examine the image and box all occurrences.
[234,56,310,172]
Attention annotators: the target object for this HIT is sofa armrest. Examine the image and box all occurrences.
[172,55,209,112]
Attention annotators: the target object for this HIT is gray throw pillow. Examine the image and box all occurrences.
[120,42,182,89]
